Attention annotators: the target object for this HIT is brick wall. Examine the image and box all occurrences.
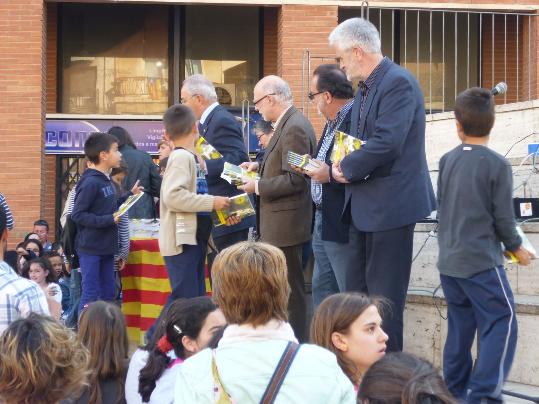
[277,5,338,136]
[44,3,58,240]
[0,0,46,245]
[263,7,278,76]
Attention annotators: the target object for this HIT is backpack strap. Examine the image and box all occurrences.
[260,341,300,404]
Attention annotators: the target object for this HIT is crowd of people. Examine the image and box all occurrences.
[0,15,533,404]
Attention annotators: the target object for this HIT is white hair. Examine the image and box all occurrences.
[182,74,218,102]
[329,17,381,54]
[259,75,293,106]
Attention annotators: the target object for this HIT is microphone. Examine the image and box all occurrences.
[491,82,508,96]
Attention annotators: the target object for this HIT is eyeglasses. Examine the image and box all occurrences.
[180,94,199,104]
[308,91,325,101]
[253,93,275,106]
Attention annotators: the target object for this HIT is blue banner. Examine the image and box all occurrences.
[45,112,262,155]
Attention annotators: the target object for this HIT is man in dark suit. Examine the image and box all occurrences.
[239,75,316,342]
[329,18,436,352]
[181,75,253,252]
[300,64,363,308]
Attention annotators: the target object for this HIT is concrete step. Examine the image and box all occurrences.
[411,223,539,296]
[404,288,539,387]
[504,382,539,403]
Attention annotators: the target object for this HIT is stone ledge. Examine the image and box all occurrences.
[407,288,539,315]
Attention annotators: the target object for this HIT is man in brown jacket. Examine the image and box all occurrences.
[240,75,316,341]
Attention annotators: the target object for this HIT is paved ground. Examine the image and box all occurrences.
[504,382,539,403]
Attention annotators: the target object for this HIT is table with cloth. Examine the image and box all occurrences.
[121,220,211,343]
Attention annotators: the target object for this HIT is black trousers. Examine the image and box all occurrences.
[207,228,250,284]
[213,228,250,252]
[353,223,415,352]
[280,244,307,343]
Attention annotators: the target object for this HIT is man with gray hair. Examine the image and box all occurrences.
[239,75,316,342]
[329,18,436,352]
[180,74,253,255]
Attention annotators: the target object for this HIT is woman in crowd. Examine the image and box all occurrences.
[107,126,161,219]
[21,257,62,305]
[173,241,356,403]
[357,352,457,404]
[44,251,72,316]
[24,238,44,257]
[74,301,129,404]
[131,296,226,403]
[310,293,389,391]
[0,313,89,404]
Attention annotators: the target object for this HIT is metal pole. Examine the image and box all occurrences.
[528,15,531,100]
[405,10,407,69]
[455,12,458,100]
[430,11,433,114]
[467,13,470,89]
[479,13,482,87]
[417,10,420,79]
[492,14,495,89]
[517,14,519,101]
[442,11,445,111]
[392,9,395,60]
[173,6,180,105]
[504,14,507,103]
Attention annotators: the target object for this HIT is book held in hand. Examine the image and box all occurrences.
[221,162,260,186]
[330,131,365,162]
[196,136,223,160]
[211,193,255,227]
[287,151,319,172]
[114,192,144,218]
[503,226,537,263]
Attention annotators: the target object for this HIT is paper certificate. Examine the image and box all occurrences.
[211,193,255,227]
[196,136,223,160]
[221,162,260,186]
[330,131,365,162]
[287,151,319,172]
[114,192,144,218]
[503,226,537,263]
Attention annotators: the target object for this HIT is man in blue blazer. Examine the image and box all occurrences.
[329,18,436,352]
[181,75,254,252]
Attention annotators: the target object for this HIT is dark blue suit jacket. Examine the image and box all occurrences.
[339,60,436,232]
[199,104,254,237]
[317,107,352,243]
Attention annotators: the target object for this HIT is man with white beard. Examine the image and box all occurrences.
[302,64,361,307]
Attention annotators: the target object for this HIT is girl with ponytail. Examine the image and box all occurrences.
[133,296,226,403]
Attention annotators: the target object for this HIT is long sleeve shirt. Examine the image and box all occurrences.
[0,193,14,230]
[437,144,521,278]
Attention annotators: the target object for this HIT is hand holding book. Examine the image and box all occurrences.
[330,131,365,163]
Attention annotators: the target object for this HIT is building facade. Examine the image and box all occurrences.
[1,0,539,240]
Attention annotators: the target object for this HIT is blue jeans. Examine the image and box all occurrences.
[311,210,362,307]
[78,254,115,311]
[441,266,517,404]
[146,244,206,342]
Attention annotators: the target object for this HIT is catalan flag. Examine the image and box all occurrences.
[121,238,211,344]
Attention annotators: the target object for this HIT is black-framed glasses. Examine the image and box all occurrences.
[253,93,275,105]
[308,91,324,101]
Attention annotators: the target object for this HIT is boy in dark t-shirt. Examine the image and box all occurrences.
[437,87,532,403]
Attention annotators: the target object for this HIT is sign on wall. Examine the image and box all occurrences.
[44,119,165,155]
[45,111,262,155]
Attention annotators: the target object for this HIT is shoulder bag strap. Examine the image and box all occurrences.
[211,349,235,404]
[259,341,300,404]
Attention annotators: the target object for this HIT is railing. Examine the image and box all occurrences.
[304,6,539,113]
